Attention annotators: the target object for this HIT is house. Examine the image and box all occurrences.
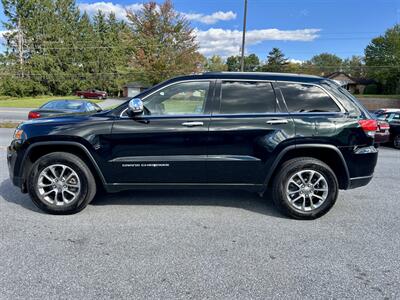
[122,82,148,98]
[326,72,376,94]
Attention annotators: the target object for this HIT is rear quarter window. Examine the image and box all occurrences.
[278,83,340,113]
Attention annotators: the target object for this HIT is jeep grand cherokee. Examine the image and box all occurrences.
[7,72,378,219]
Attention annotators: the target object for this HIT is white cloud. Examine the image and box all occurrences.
[288,58,304,64]
[195,28,321,57]
[78,2,236,24]
[183,11,237,25]
[78,2,142,21]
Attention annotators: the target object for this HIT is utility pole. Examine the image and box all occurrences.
[17,17,24,76]
[240,0,248,72]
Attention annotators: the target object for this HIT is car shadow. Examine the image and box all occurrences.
[0,179,285,218]
[0,179,43,213]
[92,189,285,218]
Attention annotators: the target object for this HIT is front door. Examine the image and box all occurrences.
[107,80,214,184]
[207,80,295,184]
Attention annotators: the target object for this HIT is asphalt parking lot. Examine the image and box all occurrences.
[0,128,399,299]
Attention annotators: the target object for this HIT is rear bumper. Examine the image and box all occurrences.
[349,175,374,189]
[342,145,378,190]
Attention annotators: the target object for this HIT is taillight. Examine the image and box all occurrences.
[28,111,41,119]
[378,121,390,131]
[358,119,378,137]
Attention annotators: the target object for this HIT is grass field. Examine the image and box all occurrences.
[0,95,102,108]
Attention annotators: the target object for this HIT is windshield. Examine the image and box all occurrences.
[41,100,85,111]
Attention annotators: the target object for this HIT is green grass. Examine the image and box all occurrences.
[0,121,19,128]
[0,95,102,108]
[357,95,400,100]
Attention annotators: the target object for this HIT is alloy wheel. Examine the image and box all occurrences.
[286,170,329,212]
[37,164,81,206]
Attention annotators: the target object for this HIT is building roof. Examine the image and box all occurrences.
[326,72,376,85]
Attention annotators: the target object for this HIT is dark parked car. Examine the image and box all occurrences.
[8,72,378,219]
[375,109,400,148]
[370,113,390,144]
[76,89,107,100]
[28,100,102,119]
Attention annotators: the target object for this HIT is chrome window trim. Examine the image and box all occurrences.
[120,78,347,118]
[120,79,214,118]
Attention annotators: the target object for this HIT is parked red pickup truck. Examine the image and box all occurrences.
[76,89,107,100]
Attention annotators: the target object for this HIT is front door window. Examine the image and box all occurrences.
[144,81,210,116]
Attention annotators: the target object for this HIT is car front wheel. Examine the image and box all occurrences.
[271,157,339,220]
[27,152,97,214]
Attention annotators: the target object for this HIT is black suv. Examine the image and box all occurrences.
[8,72,378,219]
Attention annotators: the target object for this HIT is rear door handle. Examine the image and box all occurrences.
[266,119,289,125]
[181,121,204,127]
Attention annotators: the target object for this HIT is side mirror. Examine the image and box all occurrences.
[127,98,144,117]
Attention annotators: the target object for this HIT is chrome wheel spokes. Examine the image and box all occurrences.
[37,164,81,206]
[286,170,329,212]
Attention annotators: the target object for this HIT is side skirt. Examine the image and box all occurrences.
[104,183,264,193]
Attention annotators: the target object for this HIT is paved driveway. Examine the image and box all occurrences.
[0,128,399,299]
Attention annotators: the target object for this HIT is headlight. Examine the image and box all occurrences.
[13,128,25,140]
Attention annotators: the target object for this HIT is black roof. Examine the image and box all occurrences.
[169,72,326,84]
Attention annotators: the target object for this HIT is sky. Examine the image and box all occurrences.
[1,0,400,62]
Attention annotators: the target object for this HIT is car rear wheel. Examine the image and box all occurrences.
[80,95,84,99]
[98,96,102,100]
[394,134,400,149]
[271,157,338,219]
[27,152,96,214]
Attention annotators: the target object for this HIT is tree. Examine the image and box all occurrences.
[226,55,240,71]
[308,53,343,76]
[126,0,201,86]
[262,48,288,72]
[205,55,227,72]
[342,56,365,78]
[226,54,260,72]
[365,24,400,94]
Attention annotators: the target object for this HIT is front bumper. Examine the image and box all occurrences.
[7,141,25,191]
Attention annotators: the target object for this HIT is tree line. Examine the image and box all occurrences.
[0,0,399,97]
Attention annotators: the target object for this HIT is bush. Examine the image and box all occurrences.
[364,84,378,95]
[0,76,48,97]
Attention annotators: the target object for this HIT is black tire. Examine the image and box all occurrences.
[393,134,400,149]
[98,96,102,100]
[27,152,97,214]
[271,157,339,220]
[80,95,84,99]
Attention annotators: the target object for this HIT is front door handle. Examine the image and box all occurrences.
[266,119,289,125]
[181,121,204,127]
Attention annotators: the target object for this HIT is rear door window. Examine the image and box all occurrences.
[278,83,340,113]
[219,81,277,114]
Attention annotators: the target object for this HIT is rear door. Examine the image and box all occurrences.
[207,80,295,184]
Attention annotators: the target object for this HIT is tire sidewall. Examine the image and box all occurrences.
[28,154,91,214]
[273,159,338,219]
